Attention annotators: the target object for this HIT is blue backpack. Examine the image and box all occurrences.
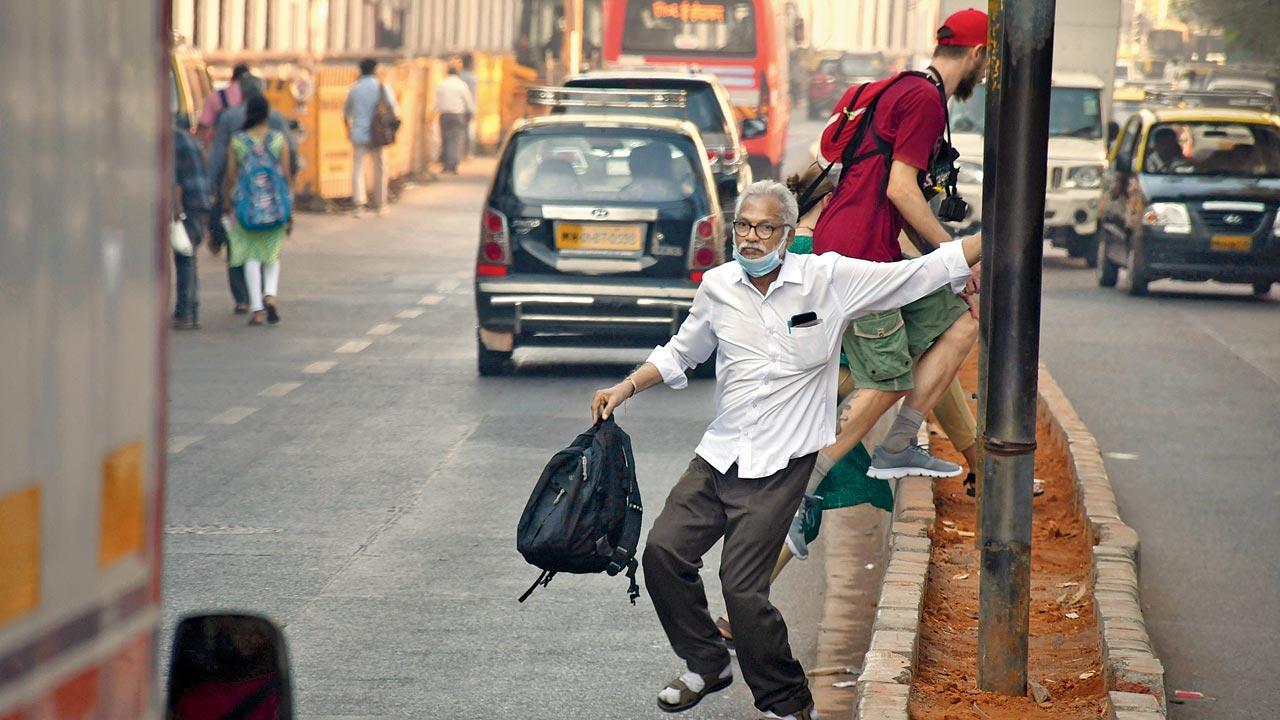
[233,131,291,231]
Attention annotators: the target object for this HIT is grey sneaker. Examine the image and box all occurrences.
[784,494,821,561]
[867,441,963,480]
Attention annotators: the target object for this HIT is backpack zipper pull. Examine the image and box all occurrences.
[552,487,566,505]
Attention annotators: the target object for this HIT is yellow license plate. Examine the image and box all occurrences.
[1210,234,1252,252]
[556,223,645,253]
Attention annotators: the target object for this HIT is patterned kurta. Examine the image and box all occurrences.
[228,130,288,266]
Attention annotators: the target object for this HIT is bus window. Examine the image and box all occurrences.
[622,1,757,56]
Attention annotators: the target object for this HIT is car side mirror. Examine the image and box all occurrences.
[1107,121,1120,146]
[742,118,767,140]
[166,614,295,720]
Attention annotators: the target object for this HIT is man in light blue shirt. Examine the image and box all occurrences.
[344,58,398,215]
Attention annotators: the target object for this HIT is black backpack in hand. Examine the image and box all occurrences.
[516,416,642,604]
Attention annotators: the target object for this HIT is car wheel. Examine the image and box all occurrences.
[1126,242,1149,297]
[1081,233,1100,268]
[1097,238,1119,287]
[1253,282,1274,297]
[477,335,514,376]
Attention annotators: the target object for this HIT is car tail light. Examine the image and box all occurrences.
[813,73,833,85]
[688,214,723,282]
[478,207,511,275]
[721,147,739,165]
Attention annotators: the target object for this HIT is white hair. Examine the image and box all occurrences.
[735,180,799,228]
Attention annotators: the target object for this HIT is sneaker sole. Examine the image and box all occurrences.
[866,465,963,480]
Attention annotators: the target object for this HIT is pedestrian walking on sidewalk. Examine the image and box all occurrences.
[196,62,250,145]
[223,94,293,327]
[208,77,298,314]
[173,122,211,330]
[804,9,990,487]
[435,65,474,174]
[344,58,399,216]
[590,181,981,720]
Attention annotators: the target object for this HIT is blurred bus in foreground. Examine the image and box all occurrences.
[0,2,295,717]
[601,0,792,180]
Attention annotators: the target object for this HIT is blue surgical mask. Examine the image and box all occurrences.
[733,242,785,278]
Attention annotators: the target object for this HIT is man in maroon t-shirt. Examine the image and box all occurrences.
[806,9,990,484]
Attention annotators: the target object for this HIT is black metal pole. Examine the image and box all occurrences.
[974,0,1005,516]
[976,0,1056,696]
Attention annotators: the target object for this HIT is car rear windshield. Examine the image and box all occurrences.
[560,80,727,135]
[506,131,703,203]
[1143,122,1280,177]
[951,84,1103,139]
[621,0,757,56]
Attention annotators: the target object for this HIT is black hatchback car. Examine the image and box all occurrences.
[1098,106,1280,296]
[561,71,751,210]
[474,94,724,375]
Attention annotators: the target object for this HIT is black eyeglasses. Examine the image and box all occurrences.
[732,219,791,240]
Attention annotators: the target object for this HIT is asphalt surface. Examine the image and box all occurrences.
[1039,252,1279,719]
[163,136,835,718]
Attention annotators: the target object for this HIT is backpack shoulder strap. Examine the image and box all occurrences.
[796,81,873,216]
[604,424,642,605]
[518,569,556,603]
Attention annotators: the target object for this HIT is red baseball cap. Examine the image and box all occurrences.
[937,8,989,47]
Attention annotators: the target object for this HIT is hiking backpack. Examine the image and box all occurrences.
[233,131,292,232]
[516,416,643,604]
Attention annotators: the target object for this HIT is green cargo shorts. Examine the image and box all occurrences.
[841,286,969,392]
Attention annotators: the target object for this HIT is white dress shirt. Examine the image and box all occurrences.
[435,74,476,115]
[646,241,972,479]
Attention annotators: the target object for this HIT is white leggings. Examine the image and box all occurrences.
[243,260,280,312]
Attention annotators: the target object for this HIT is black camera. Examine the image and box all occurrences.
[938,194,969,223]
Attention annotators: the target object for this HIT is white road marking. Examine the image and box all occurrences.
[304,360,337,374]
[259,382,303,398]
[167,435,203,454]
[417,294,444,305]
[1105,452,1140,461]
[396,308,425,319]
[435,279,461,294]
[454,269,472,279]
[335,340,372,353]
[367,322,401,336]
[207,407,258,425]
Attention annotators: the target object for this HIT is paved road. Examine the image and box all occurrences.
[163,146,838,717]
[1039,253,1279,719]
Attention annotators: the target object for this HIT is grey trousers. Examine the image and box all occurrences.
[642,453,816,716]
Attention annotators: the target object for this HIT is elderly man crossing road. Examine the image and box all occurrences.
[590,180,981,720]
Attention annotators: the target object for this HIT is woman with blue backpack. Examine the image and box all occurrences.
[223,94,293,326]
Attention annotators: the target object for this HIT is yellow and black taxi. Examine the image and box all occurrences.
[473,88,724,375]
[1097,101,1280,296]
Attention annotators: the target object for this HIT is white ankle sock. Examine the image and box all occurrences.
[658,664,731,704]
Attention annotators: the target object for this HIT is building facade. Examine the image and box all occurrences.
[171,0,522,56]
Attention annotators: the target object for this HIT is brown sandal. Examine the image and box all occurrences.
[248,310,266,326]
[657,670,733,713]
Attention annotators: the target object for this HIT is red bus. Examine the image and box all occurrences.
[601,0,792,180]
